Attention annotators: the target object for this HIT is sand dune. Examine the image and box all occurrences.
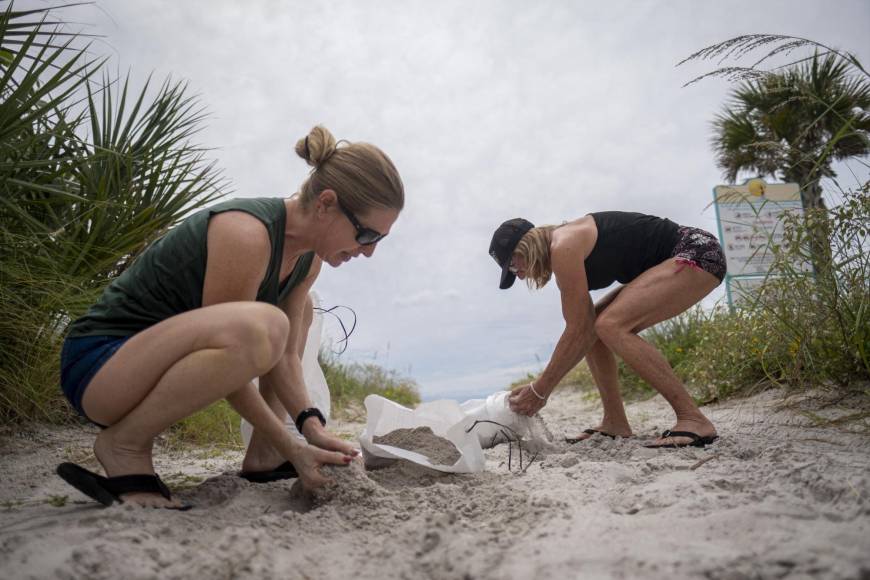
[1,388,868,579]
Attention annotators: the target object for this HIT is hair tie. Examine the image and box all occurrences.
[304,135,311,161]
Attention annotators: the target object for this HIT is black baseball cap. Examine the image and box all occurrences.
[488,218,534,289]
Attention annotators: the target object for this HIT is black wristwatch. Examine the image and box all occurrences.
[295,407,326,434]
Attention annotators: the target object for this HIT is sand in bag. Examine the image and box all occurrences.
[373,426,461,465]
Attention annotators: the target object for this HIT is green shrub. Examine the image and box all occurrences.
[686,186,870,398]
[166,400,244,449]
[679,307,773,402]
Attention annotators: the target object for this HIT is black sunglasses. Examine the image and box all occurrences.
[336,198,387,246]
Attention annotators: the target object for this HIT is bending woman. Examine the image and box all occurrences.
[489,211,725,448]
[58,125,404,508]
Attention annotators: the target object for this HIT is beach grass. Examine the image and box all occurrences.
[164,400,246,449]
[320,350,420,411]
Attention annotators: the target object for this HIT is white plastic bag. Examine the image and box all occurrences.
[359,395,485,473]
[240,291,331,448]
[460,391,551,449]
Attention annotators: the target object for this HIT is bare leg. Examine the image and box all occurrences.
[569,286,632,440]
[82,302,294,507]
[594,260,721,446]
[570,339,633,439]
[241,293,314,472]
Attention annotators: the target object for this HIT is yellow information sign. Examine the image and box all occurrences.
[712,179,812,308]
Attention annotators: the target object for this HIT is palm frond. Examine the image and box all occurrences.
[0,1,230,423]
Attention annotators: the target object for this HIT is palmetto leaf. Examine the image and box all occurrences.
[0,1,229,422]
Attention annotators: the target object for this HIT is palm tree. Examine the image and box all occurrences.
[691,40,870,275]
[0,2,228,422]
[711,51,870,212]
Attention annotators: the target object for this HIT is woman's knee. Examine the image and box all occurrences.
[218,303,289,372]
[594,314,624,349]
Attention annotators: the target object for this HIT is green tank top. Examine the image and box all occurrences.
[67,197,315,338]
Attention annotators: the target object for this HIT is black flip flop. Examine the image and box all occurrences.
[56,462,192,510]
[239,460,298,483]
[643,430,719,449]
[565,428,618,444]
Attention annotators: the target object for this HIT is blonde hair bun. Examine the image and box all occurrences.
[294,127,405,213]
[295,125,338,168]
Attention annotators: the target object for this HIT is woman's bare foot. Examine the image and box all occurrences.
[568,421,633,441]
[241,436,287,473]
[93,427,184,508]
[646,414,717,447]
[242,424,360,474]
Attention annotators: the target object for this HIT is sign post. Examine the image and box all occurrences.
[712,179,811,308]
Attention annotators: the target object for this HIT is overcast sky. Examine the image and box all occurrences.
[49,0,870,400]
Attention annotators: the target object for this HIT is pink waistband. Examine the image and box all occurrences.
[674,257,704,274]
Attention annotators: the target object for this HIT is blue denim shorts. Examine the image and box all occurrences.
[60,335,131,426]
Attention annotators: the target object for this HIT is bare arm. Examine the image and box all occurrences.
[258,258,358,455]
[260,257,322,422]
[509,232,598,415]
[536,253,596,393]
[201,211,270,306]
[200,213,348,478]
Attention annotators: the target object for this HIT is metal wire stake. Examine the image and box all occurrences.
[465,419,535,475]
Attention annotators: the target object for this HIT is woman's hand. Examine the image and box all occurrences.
[302,420,360,457]
[508,384,548,416]
[294,444,353,490]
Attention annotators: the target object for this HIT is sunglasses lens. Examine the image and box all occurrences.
[357,230,384,245]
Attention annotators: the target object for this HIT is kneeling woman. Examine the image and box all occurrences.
[489,211,725,447]
[58,126,404,508]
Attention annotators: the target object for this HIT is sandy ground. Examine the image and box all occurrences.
[1,388,869,580]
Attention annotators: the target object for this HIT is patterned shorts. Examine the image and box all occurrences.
[670,226,727,282]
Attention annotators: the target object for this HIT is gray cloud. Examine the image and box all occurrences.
[49,0,870,400]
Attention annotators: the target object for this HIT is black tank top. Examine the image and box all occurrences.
[583,211,680,290]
